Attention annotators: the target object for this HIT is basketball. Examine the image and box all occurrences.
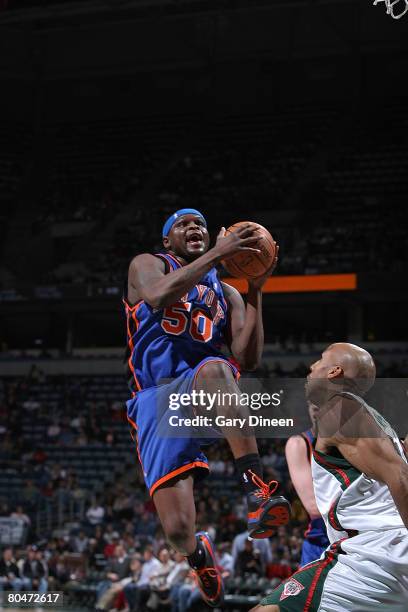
[221,221,276,280]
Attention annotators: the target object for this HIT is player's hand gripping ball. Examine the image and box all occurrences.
[221,221,276,280]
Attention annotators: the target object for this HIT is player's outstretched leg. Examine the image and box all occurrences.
[153,473,224,608]
[195,360,291,538]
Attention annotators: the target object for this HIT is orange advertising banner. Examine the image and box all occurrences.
[224,273,357,294]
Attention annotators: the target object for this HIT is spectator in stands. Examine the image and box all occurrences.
[46,420,61,443]
[167,551,190,608]
[261,447,281,470]
[86,538,103,571]
[10,504,31,527]
[102,523,116,544]
[53,536,72,556]
[96,555,142,612]
[146,548,175,609]
[36,549,49,581]
[20,545,48,595]
[58,424,75,446]
[67,473,87,513]
[75,429,89,446]
[231,524,272,570]
[134,510,157,538]
[93,525,106,552]
[217,543,234,574]
[95,543,130,610]
[104,532,121,559]
[0,547,23,593]
[112,485,133,520]
[86,497,105,527]
[123,545,160,612]
[0,503,11,517]
[71,530,89,554]
[22,398,41,413]
[20,480,39,509]
[54,478,71,506]
[171,574,201,612]
[47,552,70,588]
[235,539,264,577]
[105,430,116,446]
[208,450,227,474]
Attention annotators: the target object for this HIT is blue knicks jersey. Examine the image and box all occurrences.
[124,253,229,394]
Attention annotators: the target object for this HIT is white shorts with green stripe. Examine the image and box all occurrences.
[260,529,408,611]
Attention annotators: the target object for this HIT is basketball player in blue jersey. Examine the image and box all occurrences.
[123,208,291,607]
[285,402,329,566]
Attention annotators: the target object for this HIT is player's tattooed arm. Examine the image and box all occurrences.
[336,431,408,529]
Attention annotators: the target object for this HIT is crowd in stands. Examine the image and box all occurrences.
[0,368,312,610]
[1,350,407,609]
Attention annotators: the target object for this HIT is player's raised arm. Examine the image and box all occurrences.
[221,245,278,371]
[128,221,262,309]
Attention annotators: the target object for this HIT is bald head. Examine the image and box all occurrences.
[306,342,376,404]
[325,343,376,394]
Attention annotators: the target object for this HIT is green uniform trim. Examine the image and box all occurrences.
[313,450,361,491]
[260,541,343,611]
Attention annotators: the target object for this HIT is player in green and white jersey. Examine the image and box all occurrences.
[252,342,408,612]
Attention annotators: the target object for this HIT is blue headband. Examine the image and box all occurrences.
[162,208,206,237]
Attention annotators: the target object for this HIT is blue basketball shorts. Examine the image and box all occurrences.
[300,539,326,566]
[126,356,238,497]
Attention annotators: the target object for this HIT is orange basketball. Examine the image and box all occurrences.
[221,221,276,280]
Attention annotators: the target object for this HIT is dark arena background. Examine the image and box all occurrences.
[0,0,407,610]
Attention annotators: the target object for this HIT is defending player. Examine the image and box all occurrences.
[123,208,291,607]
[252,342,408,611]
[285,402,329,566]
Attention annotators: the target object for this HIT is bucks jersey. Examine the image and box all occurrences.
[261,394,408,609]
[312,391,407,545]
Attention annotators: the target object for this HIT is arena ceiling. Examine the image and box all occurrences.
[0,0,406,120]
[0,0,406,79]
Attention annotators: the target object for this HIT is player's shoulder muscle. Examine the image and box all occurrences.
[285,435,308,459]
[129,253,165,279]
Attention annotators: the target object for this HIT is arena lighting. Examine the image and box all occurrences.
[225,273,357,294]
